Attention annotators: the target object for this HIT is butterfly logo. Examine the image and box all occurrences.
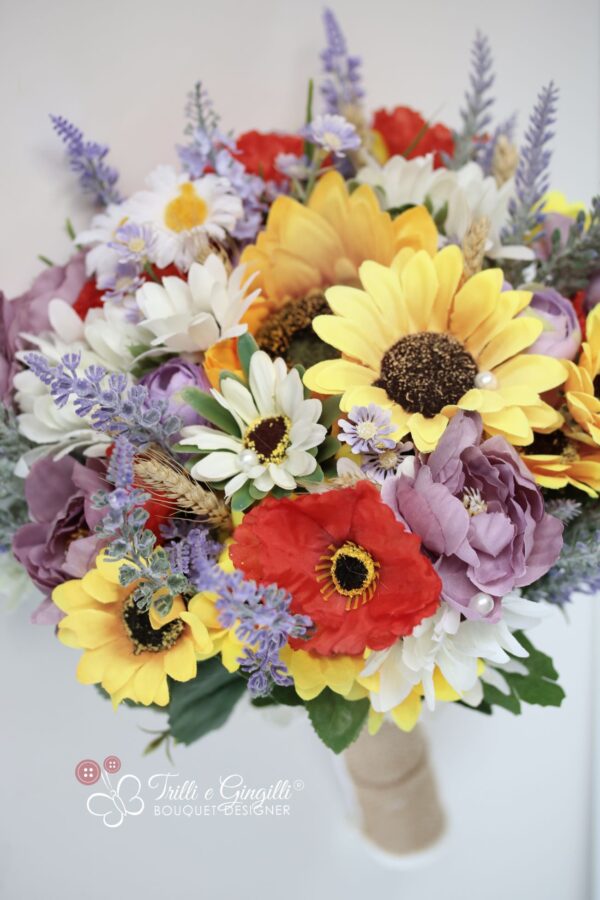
[76,757,145,828]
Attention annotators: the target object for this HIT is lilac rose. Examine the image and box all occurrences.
[522,288,581,360]
[0,254,86,404]
[381,411,563,621]
[140,358,212,429]
[12,455,106,624]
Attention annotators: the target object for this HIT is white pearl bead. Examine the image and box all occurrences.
[238,448,259,471]
[469,592,495,616]
[474,371,498,390]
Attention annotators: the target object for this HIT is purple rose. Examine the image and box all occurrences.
[521,288,582,360]
[12,455,106,624]
[0,254,86,405]
[381,412,563,621]
[140,359,212,429]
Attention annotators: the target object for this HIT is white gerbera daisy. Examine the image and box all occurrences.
[355,154,450,209]
[181,351,327,498]
[126,165,243,270]
[135,254,259,354]
[362,593,545,713]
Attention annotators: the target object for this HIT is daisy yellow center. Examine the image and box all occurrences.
[322,131,342,151]
[243,415,291,465]
[164,183,208,233]
[379,448,400,470]
[315,541,380,610]
[375,332,478,418]
[357,421,379,440]
[127,236,146,253]
[122,597,184,655]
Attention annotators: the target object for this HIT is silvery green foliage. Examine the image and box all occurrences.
[537,197,600,297]
[524,498,600,606]
[0,406,30,550]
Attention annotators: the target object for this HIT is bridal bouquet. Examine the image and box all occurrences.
[3,9,600,755]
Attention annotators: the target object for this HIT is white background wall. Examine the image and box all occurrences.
[1,1,598,898]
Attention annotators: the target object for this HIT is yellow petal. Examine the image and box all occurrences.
[477,318,543,371]
[58,609,120,649]
[81,569,127,605]
[450,269,504,340]
[409,412,449,452]
[495,354,567,391]
[133,656,167,706]
[482,407,533,444]
[312,315,385,368]
[431,245,463,330]
[392,205,438,256]
[358,260,410,335]
[164,636,198,682]
[390,691,422,731]
[399,250,439,332]
[180,610,213,654]
[303,359,377,394]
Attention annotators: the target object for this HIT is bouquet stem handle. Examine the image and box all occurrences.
[344,722,446,857]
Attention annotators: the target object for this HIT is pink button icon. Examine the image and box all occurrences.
[75,759,101,785]
[103,755,121,774]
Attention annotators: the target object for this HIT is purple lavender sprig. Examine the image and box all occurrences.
[504,82,559,243]
[320,8,364,115]
[450,31,495,167]
[216,578,312,697]
[479,112,518,176]
[50,115,122,206]
[23,351,181,448]
[176,81,274,243]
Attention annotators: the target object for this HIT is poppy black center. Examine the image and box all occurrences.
[334,554,369,593]
[375,332,478,418]
[122,599,184,655]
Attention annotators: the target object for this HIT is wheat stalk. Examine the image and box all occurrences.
[462,216,491,281]
[134,450,232,531]
[492,134,519,187]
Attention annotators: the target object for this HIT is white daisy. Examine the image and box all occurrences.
[181,351,327,498]
[362,593,545,714]
[356,156,533,261]
[126,165,243,270]
[135,254,259,354]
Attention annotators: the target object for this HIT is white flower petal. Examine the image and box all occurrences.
[190,451,240,481]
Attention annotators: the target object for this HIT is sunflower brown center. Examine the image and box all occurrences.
[375,332,478,418]
[529,430,579,461]
[122,597,184,655]
[315,541,380,610]
[256,292,340,367]
[244,415,291,464]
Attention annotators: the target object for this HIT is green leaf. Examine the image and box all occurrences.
[482,681,521,715]
[317,435,340,462]
[319,395,342,428]
[303,79,315,161]
[179,388,240,435]
[237,333,260,378]
[167,658,246,745]
[306,689,369,754]
[248,483,268,500]
[503,673,565,708]
[480,632,565,716]
[231,482,255,511]
[252,684,306,708]
[298,465,324,486]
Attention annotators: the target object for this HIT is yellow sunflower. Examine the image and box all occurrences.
[564,305,600,446]
[304,245,567,452]
[521,430,600,497]
[241,170,437,311]
[54,552,218,707]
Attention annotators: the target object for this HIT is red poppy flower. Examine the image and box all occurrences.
[372,106,454,169]
[230,481,441,656]
[234,131,304,184]
[572,291,587,341]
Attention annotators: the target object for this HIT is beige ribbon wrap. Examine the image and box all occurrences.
[344,722,446,856]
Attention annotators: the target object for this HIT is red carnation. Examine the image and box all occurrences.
[230,481,441,656]
[372,106,454,169]
[234,131,304,184]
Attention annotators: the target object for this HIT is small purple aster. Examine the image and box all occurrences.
[275,153,311,181]
[301,114,361,157]
[338,404,396,453]
[362,442,414,484]
[108,222,156,264]
[97,261,145,302]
